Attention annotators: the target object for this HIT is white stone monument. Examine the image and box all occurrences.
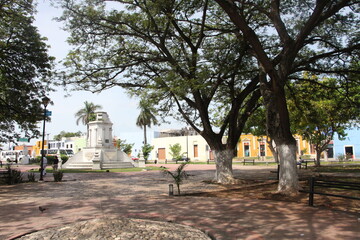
[63,112,137,169]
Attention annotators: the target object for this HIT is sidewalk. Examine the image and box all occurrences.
[0,164,359,240]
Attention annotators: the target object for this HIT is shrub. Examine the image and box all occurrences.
[4,165,23,185]
[337,154,346,162]
[35,155,69,164]
[27,172,36,182]
[60,155,69,164]
[53,171,64,182]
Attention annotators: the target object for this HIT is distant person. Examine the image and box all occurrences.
[42,156,48,176]
[53,156,59,171]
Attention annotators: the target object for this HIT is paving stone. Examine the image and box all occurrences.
[17,218,211,240]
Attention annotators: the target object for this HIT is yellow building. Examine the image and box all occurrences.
[237,134,312,159]
[33,140,49,157]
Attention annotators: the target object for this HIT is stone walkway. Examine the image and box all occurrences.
[0,164,359,240]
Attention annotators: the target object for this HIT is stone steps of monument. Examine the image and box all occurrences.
[64,163,93,169]
[102,162,134,169]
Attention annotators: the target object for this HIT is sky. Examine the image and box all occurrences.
[32,1,182,153]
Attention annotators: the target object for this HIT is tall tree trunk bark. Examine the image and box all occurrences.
[143,125,147,145]
[213,149,235,184]
[276,140,299,193]
[260,74,299,194]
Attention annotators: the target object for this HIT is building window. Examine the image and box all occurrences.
[260,143,266,156]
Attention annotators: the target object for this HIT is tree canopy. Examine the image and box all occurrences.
[56,0,261,183]
[0,0,54,142]
[115,138,134,155]
[53,131,83,141]
[288,74,360,165]
[75,101,102,126]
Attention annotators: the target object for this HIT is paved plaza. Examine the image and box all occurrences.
[0,164,359,240]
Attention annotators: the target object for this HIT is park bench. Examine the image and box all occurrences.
[298,158,316,169]
[300,177,360,206]
[242,158,255,165]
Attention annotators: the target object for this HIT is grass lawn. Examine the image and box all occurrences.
[28,166,165,174]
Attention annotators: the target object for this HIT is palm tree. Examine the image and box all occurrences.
[162,163,188,195]
[75,101,102,139]
[136,99,158,145]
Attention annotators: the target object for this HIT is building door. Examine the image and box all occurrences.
[193,144,198,158]
[345,146,354,159]
[158,148,166,160]
[244,143,250,157]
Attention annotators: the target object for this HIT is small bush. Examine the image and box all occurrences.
[60,155,68,164]
[337,154,346,162]
[27,172,36,182]
[53,171,64,182]
[35,155,68,165]
[4,165,23,184]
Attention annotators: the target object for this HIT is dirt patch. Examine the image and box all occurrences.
[186,179,360,214]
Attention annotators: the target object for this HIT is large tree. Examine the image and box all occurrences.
[215,0,360,193]
[0,0,54,142]
[288,75,360,166]
[136,99,158,145]
[56,0,261,183]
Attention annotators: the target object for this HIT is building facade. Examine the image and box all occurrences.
[333,128,360,160]
[151,129,313,161]
[237,134,312,159]
[151,129,213,161]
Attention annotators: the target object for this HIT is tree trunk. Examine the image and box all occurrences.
[315,147,322,167]
[277,141,299,193]
[213,149,235,184]
[143,124,147,145]
[267,138,279,163]
[260,74,299,194]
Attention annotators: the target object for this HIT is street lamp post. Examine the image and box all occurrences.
[40,96,50,181]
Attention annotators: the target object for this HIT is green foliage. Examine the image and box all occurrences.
[75,101,102,126]
[0,0,54,143]
[27,172,36,182]
[288,75,359,163]
[53,171,64,182]
[142,144,154,161]
[34,155,67,165]
[60,155,68,164]
[116,139,134,155]
[136,98,158,145]
[4,165,23,185]
[53,131,83,141]
[162,163,188,195]
[242,105,266,136]
[169,143,182,161]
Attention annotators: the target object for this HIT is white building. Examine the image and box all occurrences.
[48,135,86,155]
[150,128,213,162]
